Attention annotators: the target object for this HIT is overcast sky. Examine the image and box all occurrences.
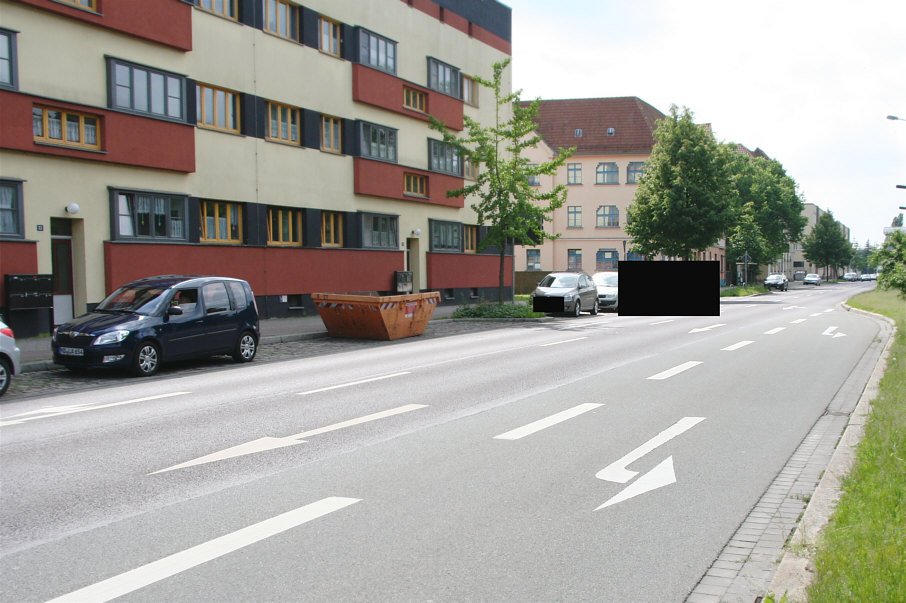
[505,0,906,246]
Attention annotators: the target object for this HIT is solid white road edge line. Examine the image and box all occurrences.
[298,372,411,395]
[493,403,603,440]
[646,361,702,380]
[44,497,361,603]
[0,393,191,427]
[721,341,754,351]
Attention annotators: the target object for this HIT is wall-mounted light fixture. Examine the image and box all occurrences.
[411,228,422,236]
[65,203,80,215]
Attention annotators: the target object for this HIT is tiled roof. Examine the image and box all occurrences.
[525,97,666,156]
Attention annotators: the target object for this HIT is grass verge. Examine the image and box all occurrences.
[720,284,767,297]
[805,288,906,601]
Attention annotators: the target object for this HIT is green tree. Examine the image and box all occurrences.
[870,229,906,297]
[430,59,574,303]
[726,151,806,261]
[626,105,732,260]
[802,212,853,279]
[892,213,904,227]
[850,240,877,273]
[725,202,769,284]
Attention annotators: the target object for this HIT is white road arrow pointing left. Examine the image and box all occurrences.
[151,404,428,474]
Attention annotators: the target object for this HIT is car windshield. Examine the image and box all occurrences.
[96,285,169,315]
[593,273,618,287]
[807,274,819,278]
[539,274,578,288]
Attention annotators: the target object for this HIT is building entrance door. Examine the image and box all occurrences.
[51,218,74,325]
[406,237,421,293]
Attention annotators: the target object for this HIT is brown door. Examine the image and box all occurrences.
[51,219,74,324]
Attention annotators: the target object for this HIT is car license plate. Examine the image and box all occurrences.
[59,347,85,356]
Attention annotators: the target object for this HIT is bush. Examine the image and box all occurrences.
[451,302,545,319]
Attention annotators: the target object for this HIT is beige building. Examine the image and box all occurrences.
[1,0,513,334]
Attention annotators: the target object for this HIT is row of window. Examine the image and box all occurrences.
[0,180,481,253]
[566,205,621,229]
[524,249,645,272]
[191,0,478,105]
[566,162,646,185]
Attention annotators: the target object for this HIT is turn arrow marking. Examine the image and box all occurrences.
[151,404,428,474]
[596,457,676,510]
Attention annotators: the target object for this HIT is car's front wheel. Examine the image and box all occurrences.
[132,341,160,377]
[573,300,581,317]
[233,331,257,363]
[0,357,11,396]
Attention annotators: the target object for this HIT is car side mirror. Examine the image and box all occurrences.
[167,306,184,316]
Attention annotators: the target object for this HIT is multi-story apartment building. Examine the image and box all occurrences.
[515,97,727,285]
[771,202,852,280]
[0,0,512,334]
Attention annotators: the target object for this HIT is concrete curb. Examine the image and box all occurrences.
[767,303,897,601]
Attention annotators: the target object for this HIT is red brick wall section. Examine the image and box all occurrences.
[427,252,511,289]
[352,64,463,131]
[0,91,195,173]
[354,157,464,208]
[0,240,40,305]
[11,0,192,51]
[103,242,404,297]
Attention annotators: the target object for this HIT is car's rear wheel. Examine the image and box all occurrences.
[233,331,257,363]
[0,357,11,396]
[590,302,598,315]
[132,341,160,377]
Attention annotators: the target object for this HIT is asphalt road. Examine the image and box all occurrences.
[0,282,885,602]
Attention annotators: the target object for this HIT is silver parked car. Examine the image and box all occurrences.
[592,271,619,312]
[0,319,22,396]
[531,272,598,316]
[803,273,821,286]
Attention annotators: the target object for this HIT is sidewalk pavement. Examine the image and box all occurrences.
[15,304,462,373]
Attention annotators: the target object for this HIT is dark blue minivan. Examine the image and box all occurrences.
[52,275,259,376]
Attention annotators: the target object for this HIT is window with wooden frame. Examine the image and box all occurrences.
[404,173,426,197]
[262,0,296,39]
[198,0,237,19]
[319,17,341,56]
[267,207,302,246]
[462,76,478,106]
[403,87,425,112]
[33,106,101,150]
[266,101,300,144]
[321,115,342,153]
[464,225,478,253]
[321,211,343,246]
[463,158,478,181]
[59,0,98,11]
[200,200,242,243]
[196,83,239,132]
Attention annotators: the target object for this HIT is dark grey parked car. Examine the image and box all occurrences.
[52,275,259,377]
[531,272,598,316]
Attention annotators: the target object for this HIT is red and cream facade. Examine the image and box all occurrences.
[516,97,727,285]
[0,0,512,331]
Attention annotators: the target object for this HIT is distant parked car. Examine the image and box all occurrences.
[793,270,807,281]
[52,275,259,377]
[531,272,598,316]
[592,271,619,312]
[860,273,876,281]
[803,273,822,286]
[763,273,789,291]
[843,272,860,281]
[0,319,22,396]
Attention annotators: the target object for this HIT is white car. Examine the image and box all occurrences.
[592,271,619,311]
[803,273,822,286]
[0,319,22,396]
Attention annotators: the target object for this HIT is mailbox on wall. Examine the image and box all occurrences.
[4,274,54,337]
[394,271,413,293]
[5,274,53,309]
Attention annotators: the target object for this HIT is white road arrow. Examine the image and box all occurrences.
[596,456,676,510]
[596,416,705,483]
[688,324,726,334]
[151,404,428,474]
[822,326,838,336]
